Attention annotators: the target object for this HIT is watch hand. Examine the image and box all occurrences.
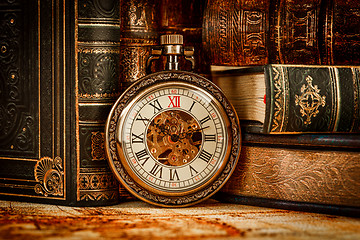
[179,126,210,139]
[153,122,184,143]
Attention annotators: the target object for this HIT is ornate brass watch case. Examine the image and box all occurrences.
[105,35,241,207]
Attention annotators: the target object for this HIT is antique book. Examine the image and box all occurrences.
[216,133,360,216]
[119,0,160,91]
[212,65,360,134]
[319,0,360,65]
[203,0,269,66]
[159,0,210,76]
[203,0,360,66]
[119,0,209,93]
[0,0,120,206]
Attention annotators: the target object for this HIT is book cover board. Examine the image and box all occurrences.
[0,0,120,206]
[217,133,360,217]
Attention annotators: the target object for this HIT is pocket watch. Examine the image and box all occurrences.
[105,35,241,207]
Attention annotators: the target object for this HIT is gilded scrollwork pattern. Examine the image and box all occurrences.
[79,172,118,201]
[0,6,35,154]
[295,75,326,125]
[270,66,286,132]
[267,65,360,133]
[91,131,106,161]
[202,0,269,66]
[221,146,360,207]
[242,11,267,63]
[120,46,149,85]
[76,0,121,205]
[34,157,64,197]
[78,47,120,97]
[270,0,321,64]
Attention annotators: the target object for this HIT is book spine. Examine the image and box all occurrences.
[264,65,360,133]
[269,0,322,64]
[220,145,360,208]
[116,0,161,199]
[75,0,120,206]
[202,0,269,66]
[119,0,160,91]
[243,132,360,150]
[160,0,209,76]
[203,0,360,66]
[322,0,360,65]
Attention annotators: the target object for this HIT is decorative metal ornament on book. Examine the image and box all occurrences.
[105,35,241,207]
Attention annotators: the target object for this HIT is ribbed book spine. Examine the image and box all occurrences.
[264,65,360,133]
[119,0,160,91]
[202,0,360,66]
[75,0,121,205]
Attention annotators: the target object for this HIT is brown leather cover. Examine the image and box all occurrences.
[202,0,360,66]
[119,0,161,91]
[203,0,269,66]
[220,143,360,208]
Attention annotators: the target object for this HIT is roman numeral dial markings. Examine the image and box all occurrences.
[121,86,228,194]
[169,169,180,181]
[135,149,150,166]
[188,101,196,112]
[136,114,150,126]
[168,96,180,107]
[199,115,211,125]
[150,163,163,178]
[198,150,212,163]
[204,134,216,142]
[149,99,163,113]
[132,133,144,143]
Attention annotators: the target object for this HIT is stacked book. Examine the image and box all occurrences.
[0,0,207,206]
[203,0,360,216]
[1,0,359,214]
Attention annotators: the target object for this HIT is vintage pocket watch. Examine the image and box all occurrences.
[105,35,241,207]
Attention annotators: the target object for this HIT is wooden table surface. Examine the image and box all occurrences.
[0,200,359,239]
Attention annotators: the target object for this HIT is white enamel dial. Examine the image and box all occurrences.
[105,71,241,207]
[117,83,228,195]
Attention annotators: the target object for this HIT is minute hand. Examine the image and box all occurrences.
[179,126,210,139]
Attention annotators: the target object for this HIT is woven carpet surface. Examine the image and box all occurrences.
[0,200,359,239]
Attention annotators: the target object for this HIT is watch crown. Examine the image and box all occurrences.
[160,34,183,45]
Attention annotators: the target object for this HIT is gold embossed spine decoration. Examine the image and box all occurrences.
[119,0,160,91]
[202,0,269,66]
[75,0,121,205]
[270,0,321,65]
[214,64,360,134]
[295,75,326,125]
[265,65,360,133]
[34,157,64,197]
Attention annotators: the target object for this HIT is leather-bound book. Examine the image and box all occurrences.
[0,0,120,206]
[203,0,269,66]
[216,132,360,216]
[269,0,322,64]
[212,65,360,134]
[322,0,360,65]
[203,0,360,66]
[159,0,210,76]
[119,0,161,91]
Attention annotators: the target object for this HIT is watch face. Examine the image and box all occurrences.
[105,71,241,207]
